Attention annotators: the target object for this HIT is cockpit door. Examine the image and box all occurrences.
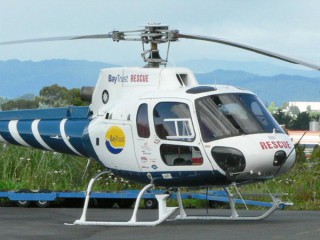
[148,99,215,173]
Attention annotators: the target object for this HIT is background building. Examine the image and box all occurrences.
[287,130,320,158]
[287,102,320,112]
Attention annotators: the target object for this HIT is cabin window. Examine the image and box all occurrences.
[136,103,150,138]
[153,102,195,142]
[160,144,203,166]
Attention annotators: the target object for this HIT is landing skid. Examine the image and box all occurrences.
[70,170,178,226]
[173,187,290,221]
[69,170,291,226]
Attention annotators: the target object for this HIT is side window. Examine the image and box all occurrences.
[136,103,150,138]
[153,102,195,142]
[160,144,203,166]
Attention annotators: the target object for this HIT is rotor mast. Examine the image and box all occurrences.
[110,23,178,68]
[140,24,175,68]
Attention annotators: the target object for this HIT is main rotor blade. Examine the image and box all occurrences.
[177,33,320,71]
[0,34,112,45]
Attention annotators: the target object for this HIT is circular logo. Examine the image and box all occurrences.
[105,126,126,154]
[102,90,109,104]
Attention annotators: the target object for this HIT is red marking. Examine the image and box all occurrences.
[260,142,267,149]
[271,141,279,148]
[266,141,273,149]
[192,157,203,165]
[259,141,291,150]
[131,74,149,82]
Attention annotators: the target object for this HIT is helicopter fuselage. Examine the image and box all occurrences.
[0,67,296,187]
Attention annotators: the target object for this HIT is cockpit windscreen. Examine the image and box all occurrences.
[195,93,284,142]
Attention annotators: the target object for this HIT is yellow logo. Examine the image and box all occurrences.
[105,126,126,154]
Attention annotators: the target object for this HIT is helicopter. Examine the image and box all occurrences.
[0,23,319,226]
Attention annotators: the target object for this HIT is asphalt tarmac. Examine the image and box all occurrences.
[0,207,319,240]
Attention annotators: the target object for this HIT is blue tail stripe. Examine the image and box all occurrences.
[64,119,90,156]
[82,130,101,163]
[37,120,74,155]
[16,120,46,150]
[0,121,19,145]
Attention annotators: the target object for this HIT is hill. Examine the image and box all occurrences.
[0,59,319,105]
[196,70,320,105]
[180,59,320,77]
[0,59,118,98]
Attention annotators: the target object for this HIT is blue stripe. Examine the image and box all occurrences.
[105,141,123,154]
[110,169,229,187]
[16,120,46,150]
[82,129,101,162]
[0,117,95,159]
[0,121,19,145]
[37,120,74,155]
[64,119,90,156]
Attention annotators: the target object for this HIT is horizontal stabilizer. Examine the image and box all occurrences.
[0,106,90,121]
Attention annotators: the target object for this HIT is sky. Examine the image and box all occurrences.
[1,0,320,69]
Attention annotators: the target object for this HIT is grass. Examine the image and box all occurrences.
[0,144,138,192]
[0,144,318,210]
[234,145,320,210]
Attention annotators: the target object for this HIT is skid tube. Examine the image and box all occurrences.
[173,185,292,221]
[69,171,290,226]
[69,170,178,226]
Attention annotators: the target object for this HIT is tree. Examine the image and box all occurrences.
[273,109,293,128]
[38,84,89,108]
[309,112,320,121]
[310,145,320,161]
[291,112,310,130]
[1,99,39,110]
[19,94,36,100]
[281,102,289,109]
[267,101,278,114]
[306,105,312,113]
[68,88,90,106]
[0,84,89,111]
[38,84,70,107]
[289,106,300,117]
[0,96,8,105]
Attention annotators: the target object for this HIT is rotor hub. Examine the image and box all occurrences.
[110,23,179,67]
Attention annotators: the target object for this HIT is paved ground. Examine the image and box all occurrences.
[0,207,319,240]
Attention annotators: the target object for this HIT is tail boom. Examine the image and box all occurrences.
[0,106,92,157]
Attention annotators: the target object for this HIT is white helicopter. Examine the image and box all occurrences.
[0,24,319,226]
